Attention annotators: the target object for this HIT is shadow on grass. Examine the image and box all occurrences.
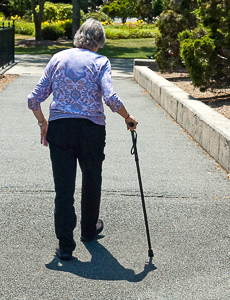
[45,240,157,282]
[15,45,72,55]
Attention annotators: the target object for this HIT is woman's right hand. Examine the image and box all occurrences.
[40,120,49,147]
[125,114,138,130]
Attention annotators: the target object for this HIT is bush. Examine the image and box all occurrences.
[104,21,157,39]
[14,19,35,35]
[179,0,230,91]
[0,12,5,20]
[8,0,31,18]
[154,0,198,72]
[35,2,57,22]
[104,26,156,39]
[35,2,73,22]
[56,4,73,21]
[82,11,112,23]
[41,23,64,40]
[63,20,72,39]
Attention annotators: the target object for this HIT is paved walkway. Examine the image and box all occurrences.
[0,56,230,299]
[4,55,134,77]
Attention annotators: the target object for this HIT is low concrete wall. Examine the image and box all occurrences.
[134,64,230,173]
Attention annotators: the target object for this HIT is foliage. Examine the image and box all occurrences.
[82,11,113,23]
[104,21,157,39]
[81,0,103,13]
[179,28,216,90]
[13,18,157,40]
[35,2,73,22]
[179,0,230,90]
[14,18,35,35]
[0,12,5,20]
[56,3,73,21]
[7,0,31,18]
[102,0,138,23]
[63,20,72,39]
[135,0,153,22]
[14,18,73,39]
[154,0,198,72]
[36,1,58,22]
[41,22,64,40]
[152,0,170,18]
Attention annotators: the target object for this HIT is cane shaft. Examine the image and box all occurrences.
[131,131,153,255]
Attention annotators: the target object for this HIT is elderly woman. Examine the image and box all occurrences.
[28,18,138,260]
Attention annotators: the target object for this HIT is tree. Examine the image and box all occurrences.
[152,0,170,18]
[179,0,230,90]
[154,0,197,72]
[4,0,31,18]
[31,0,46,40]
[102,0,138,23]
[72,0,80,40]
[135,0,153,22]
[81,0,103,13]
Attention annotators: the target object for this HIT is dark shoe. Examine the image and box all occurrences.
[56,247,72,260]
[81,219,104,242]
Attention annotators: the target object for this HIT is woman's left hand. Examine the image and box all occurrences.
[40,120,49,147]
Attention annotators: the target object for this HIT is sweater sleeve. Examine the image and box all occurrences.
[99,59,123,112]
[28,59,53,111]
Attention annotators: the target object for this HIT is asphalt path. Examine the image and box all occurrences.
[0,61,230,299]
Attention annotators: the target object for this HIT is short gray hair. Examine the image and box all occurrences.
[74,18,105,50]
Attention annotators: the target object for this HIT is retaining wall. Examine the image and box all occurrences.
[134,63,230,173]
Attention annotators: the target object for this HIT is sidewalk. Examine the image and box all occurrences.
[4,54,134,77]
[0,56,230,299]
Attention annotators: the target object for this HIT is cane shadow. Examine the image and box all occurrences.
[45,240,157,282]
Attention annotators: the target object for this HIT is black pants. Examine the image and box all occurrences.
[46,118,106,251]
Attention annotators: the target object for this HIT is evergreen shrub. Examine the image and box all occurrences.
[179,0,230,90]
[41,23,64,40]
[63,20,72,39]
[14,19,35,35]
[82,11,112,23]
[154,0,197,72]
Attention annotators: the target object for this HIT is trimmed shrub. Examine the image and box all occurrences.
[104,26,156,39]
[14,20,35,35]
[41,23,64,40]
[82,11,112,23]
[63,20,72,39]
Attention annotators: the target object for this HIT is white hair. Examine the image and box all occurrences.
[74,18,105,50]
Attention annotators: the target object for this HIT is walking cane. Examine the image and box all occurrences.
[129,122,154,258]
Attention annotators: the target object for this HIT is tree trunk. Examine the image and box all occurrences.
[31,0,46,40]
[72,0,81,42]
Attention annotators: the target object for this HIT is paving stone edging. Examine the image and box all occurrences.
[133,60,230,173]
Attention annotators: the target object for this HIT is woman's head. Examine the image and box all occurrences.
[74,18,105,51]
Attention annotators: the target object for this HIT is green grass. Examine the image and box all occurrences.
[15,38,155,59]
[98,38,155,59]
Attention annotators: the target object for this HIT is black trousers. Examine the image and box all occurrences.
[46,118,106,251]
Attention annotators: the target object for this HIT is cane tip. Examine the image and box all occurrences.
[148,249,154,257]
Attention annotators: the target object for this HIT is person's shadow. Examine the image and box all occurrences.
[45,240,157,282]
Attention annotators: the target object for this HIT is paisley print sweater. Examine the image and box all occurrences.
[28,48,123,125]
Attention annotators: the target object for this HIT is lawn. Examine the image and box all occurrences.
[15,36,155,59]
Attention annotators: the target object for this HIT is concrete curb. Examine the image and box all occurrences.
[133,62,230,173]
